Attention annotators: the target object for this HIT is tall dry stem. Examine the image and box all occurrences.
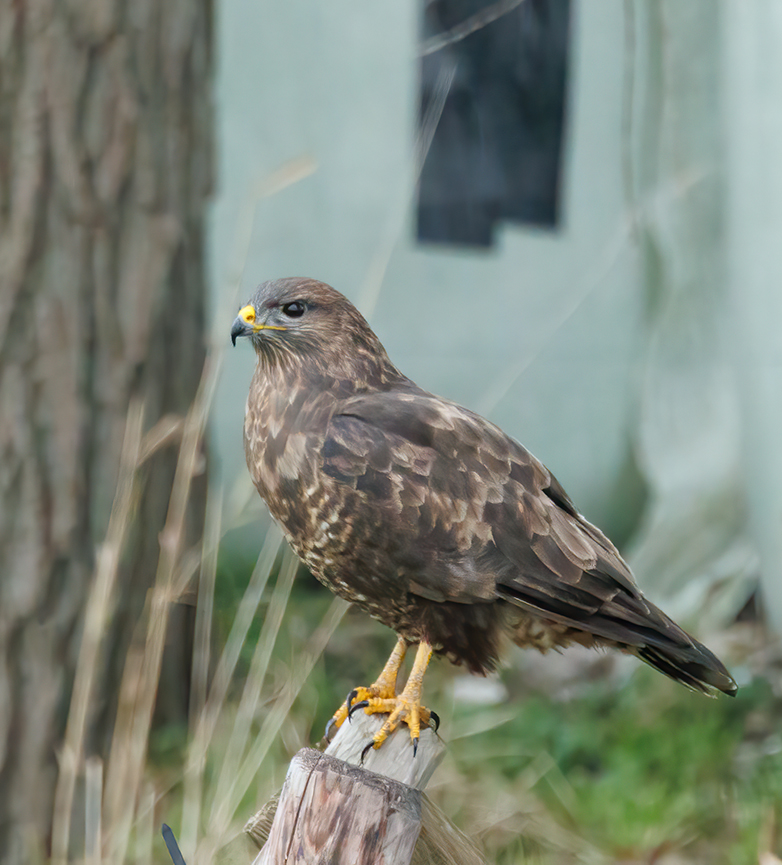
[206,595,348,841]
[50,401,145,865]
[212,550,298,811]
[102,359,217,862]
[180,522,282,863]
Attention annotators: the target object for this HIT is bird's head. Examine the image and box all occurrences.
[231,278,403,384]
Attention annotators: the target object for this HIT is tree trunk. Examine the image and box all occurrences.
[0,1,212,860]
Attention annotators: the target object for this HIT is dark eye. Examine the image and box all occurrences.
[281,301,305,318]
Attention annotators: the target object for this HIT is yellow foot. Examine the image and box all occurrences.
[323,639,440,756]
[346,641,438,758]
[325,636,408,741]
[353,691,440,760]
[325,683,395,739]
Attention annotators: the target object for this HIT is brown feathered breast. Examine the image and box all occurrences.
[232,278,736,696]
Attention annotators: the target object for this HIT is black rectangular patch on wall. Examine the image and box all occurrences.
[417,0,572,248]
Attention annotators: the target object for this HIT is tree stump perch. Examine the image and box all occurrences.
[246,712,485,864]
[253,748,422,864]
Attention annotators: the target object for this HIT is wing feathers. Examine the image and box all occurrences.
[320,389,736,696]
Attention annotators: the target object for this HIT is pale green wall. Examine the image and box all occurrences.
[207,0,777,632]
[208,0,645,541]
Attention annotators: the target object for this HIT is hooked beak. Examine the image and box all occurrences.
[231,315,253,346]
[231,304,288,346]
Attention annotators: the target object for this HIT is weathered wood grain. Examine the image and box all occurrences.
[245,707,489,864]
[254,749,421,865]
[247,712,450,865]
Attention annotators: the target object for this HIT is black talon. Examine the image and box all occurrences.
[360,740,375,764]
[345,689,358,722]
[324,717,336,740]
[430,710,440,732]
[413,736,419,757]
[348,700,369,720]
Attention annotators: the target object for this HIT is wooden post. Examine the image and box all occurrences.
[253,748,421,864]
[246,712,486,865]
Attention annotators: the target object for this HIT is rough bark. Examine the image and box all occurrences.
[0,0,212,860]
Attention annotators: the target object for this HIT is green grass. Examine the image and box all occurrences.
[144,560,781,864]
[444,672,779,863]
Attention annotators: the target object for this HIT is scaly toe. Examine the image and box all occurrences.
[328,684,395,736]
[328,674,436,753]
[362,695,435,753]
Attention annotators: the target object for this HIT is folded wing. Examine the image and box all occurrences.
[321,388,737,696]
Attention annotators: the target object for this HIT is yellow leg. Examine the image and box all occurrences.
[327,636,408,735]
[361,641,436,754]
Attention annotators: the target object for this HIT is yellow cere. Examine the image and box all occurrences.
[237,303,286,332]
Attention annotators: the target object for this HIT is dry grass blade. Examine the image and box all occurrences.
[191,486,223,719]
[102,360,217,863]
[179,522,283,864]
[179,485,224,861]
[191,521,283,760]
[212,549,299,812]
[138,414,185,465]
[448,706,519,742]
[359,60,456,318]
[50,400,145,865]
[135,783,155,865]
[476,219,634,416]
[214,156,317,344]
[420,0,528,56]
[85,757,103,865]
[206,595,349,844]
[416,796,488,865]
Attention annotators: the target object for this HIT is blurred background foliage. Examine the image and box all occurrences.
[3,0,782,863]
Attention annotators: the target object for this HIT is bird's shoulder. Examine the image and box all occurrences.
[321,386,570,509]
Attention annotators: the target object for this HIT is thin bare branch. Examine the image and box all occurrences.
[420,0,527,57]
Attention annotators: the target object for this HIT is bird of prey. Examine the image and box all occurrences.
[231,278,737,754]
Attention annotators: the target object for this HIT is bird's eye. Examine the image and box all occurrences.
[281,301,306,318]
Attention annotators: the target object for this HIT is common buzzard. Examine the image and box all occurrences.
[231,278,736,753]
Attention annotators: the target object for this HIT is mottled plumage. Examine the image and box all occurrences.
[231,278,736,705]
